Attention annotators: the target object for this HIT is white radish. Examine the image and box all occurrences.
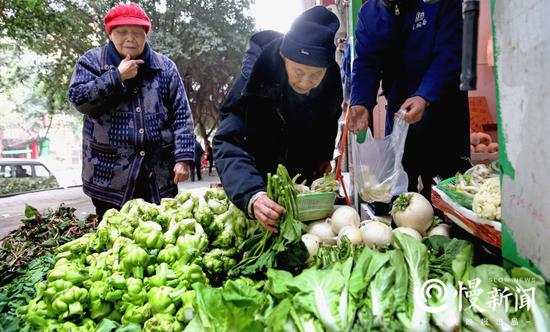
[393,227,422,241]
[391,193,434,234]
[302,234,321,260]
[307,220,337,245]
[330,206,360,234]
[360,221,392,248]
[337,225,363,245]
[428,224,451,237]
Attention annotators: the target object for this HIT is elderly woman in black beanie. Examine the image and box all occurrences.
[213,6,343,232]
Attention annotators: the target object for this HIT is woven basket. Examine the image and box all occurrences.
[436,177,474,209]
[297,192,336,222]
[432,188,501,248]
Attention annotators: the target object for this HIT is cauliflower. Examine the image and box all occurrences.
[472,177,501,220]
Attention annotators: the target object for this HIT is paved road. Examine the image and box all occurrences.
[0,186,94,238]
[0,173,221,238]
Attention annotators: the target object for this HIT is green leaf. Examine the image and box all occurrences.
[95,318,119,332]
[24,205,38,219]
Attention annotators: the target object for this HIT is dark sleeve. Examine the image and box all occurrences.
[167,62,195,162]
[350,0,397,111]
[213,111,266,214]
[414,0,463,104]
[68,52,125,117]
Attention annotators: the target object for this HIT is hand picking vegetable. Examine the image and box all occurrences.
[360,221,392,248]
[330,206,360,234]
[229,164,308,276]
[391,192,434,234]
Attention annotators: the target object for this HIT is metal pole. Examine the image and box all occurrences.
[460,0,480,91]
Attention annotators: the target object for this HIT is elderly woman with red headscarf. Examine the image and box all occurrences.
[68,3,195,218]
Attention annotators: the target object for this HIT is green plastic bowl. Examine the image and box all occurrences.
[297,192,336,222]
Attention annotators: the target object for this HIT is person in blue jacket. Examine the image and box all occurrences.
[214,6,342,232]
[349,0,470,199]
[68,3,195,218]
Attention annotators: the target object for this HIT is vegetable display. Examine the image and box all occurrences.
[0,205,98,285]
[3,165,548,332]
[472,177,501,220]
[0,253,56,332]
[16,189,256,331]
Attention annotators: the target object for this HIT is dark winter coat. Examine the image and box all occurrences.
[351,0,470,186]
[68,41,195,206]
[213,32,343,214]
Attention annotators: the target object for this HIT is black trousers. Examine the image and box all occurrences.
[190,162,202,181]
[208,159,214,175]
[92,167,152,220]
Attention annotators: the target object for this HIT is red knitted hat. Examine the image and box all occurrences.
[104,2,151,34]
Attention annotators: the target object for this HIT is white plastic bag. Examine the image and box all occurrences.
[352,111,409,203]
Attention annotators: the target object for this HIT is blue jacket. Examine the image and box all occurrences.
[352,0,464,116]
[351,0,469,178]
[68,42,195,206]
[213,32,343,214]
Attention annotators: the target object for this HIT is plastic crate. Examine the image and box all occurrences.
[436,177,474,210]
[297,192,336,222]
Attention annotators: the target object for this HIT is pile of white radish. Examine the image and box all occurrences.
[302,194,452,260]
[302,206,361,258]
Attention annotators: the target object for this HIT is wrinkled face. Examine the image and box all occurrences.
[282,54,327,95]
[109,25,147,59]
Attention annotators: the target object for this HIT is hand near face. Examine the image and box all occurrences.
[118,54,144,81]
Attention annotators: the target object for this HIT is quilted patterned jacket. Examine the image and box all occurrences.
[69,41,194,206]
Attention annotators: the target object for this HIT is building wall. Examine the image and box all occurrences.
[301,0,317,10]
[493,0,550,278]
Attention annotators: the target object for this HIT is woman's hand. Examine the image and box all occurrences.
[173,161,190,184]
[118,54,144,81]
[253,194,285,233]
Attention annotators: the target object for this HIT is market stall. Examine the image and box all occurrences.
[0,163,548,331]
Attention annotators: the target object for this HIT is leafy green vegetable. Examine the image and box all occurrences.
[0,253,55,332]
[188,280,268,331]
[393,231,430,332]
[468,265,513,331]
[310,173,339,193]
[229,164,308,277]
[0,204,97,285]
